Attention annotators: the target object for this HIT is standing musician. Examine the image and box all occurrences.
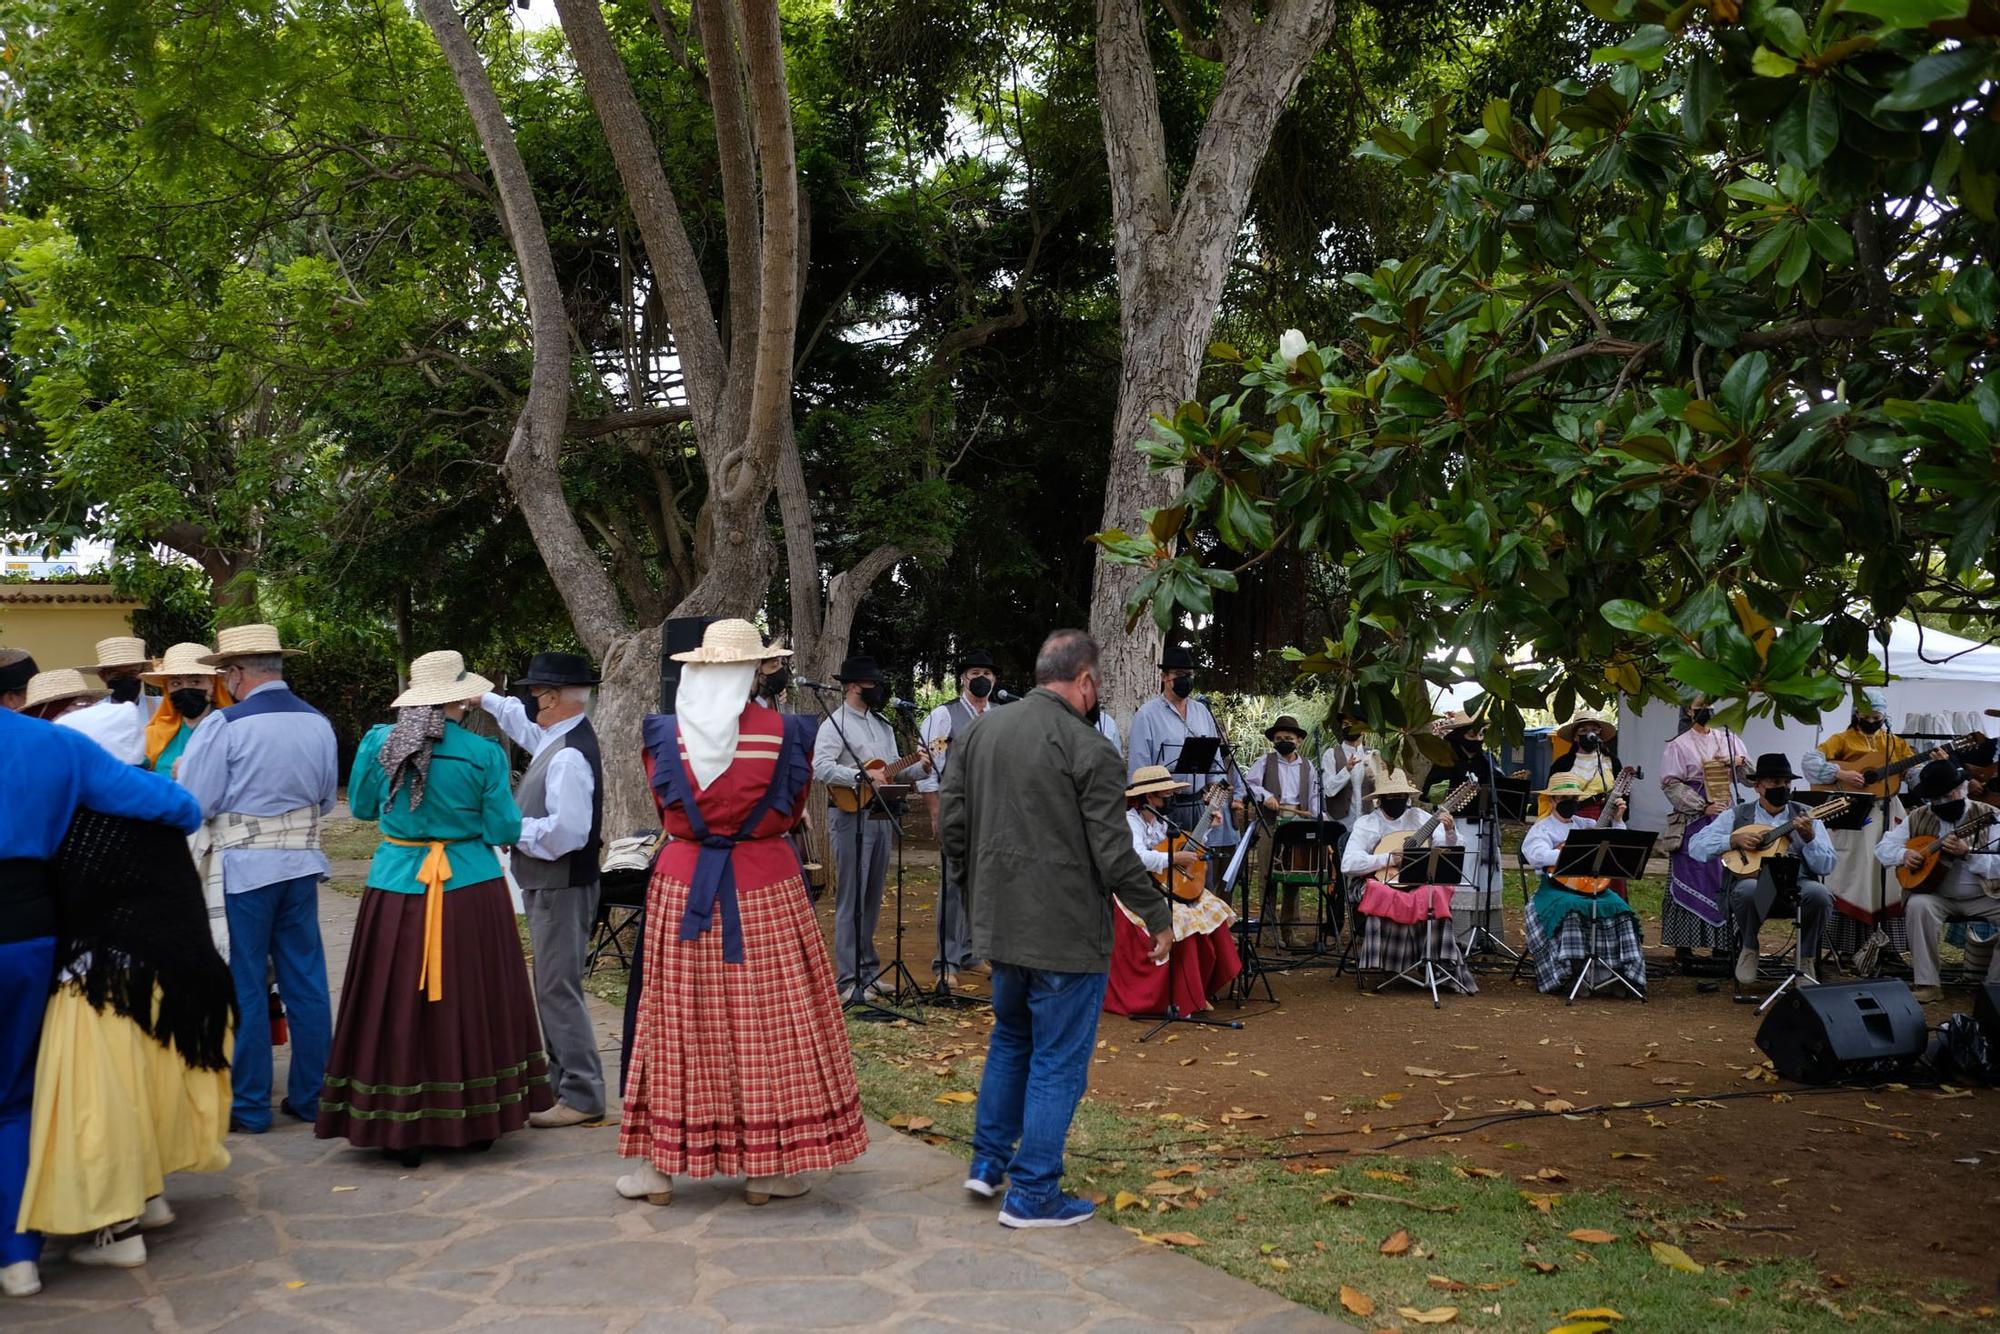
[1874,759,2000,1004]
[1801,686,1914,964]
[1127,645,1244,894]
[915,649,998,988]
[1547,709,1622,818]
[1423,710,1504,946]
[1103,767,1241,1016]
[1339,770,1476,991]
[1520,773,1644,996]
[1320,714,1381,826]
[1246,714,1322,948]
[810,655,930,1000]
[1658,693,1751,967]
[1688,753,1835,989]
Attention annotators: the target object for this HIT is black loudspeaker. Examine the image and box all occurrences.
[1756,980,1928,1084]
[659,616,719,713]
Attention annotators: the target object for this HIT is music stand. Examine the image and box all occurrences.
[1465,775,1530,966]
[1747,853,1811,1014]
[1380,845,1469,1008]
[1823,794,1875,832]
[1263,817,1341,968]
[1549,829,1655,1004]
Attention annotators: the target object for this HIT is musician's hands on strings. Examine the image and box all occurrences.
[1903,847,1928,870]
[1729,827,1762,851]
[1171,849,1199,870]
[1943,834,1971,856]
[1792,816,1815,840]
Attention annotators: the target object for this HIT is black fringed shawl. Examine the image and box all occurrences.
[50,809,237,1072]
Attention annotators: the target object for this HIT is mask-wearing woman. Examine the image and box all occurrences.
[1338,770,1479,996]
[141,644,234,779]
[618,620,866,1208]
[1800,685,1919,964]
[19,670,103,723]
[1518,774,1645,998]
[1547,709,1624,818]
[316,652,550,1167]
[1104,766,1242,1018]
[1658,692,1750,965]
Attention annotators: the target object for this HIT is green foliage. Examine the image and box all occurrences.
[1102,0,2000,739]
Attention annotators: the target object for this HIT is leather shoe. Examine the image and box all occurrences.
[229,1117,267,1135]
[530,1101,604,1129]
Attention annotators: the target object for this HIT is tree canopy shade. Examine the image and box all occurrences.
[1099,0,2000,748]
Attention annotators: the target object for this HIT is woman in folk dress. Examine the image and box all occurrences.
[617,620,866,1207]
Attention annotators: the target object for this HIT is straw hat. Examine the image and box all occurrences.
[199,624,301,666]
[24,668,106,712]
[391,650,494,709]
[1434,709,1483,734]
[1369,769,1420,801]
[142,642,222,684]
[88,636,150,673]
[1125,764,1190,799]
[1556,707,1617,743]
[1537,772,1590,798]
[671,618,787,665]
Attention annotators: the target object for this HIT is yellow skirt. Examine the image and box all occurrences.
[17,984,232,1236]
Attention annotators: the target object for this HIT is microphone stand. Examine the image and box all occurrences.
[803,683,920,1026]
[1131,811,1242,1041]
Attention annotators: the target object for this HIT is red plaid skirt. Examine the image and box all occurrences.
[618,864,868,1178]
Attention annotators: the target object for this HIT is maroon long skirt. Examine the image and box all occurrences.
[1103,910,1242,1017]
[316,878,553,1149]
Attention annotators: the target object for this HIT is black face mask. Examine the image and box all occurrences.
[1576,733,1601,753]
[968,676,993,700]
[862,684,889,710]
[1855,717,1883,735]
[1085,703,1103,726]
[1762,786,1792,809]
[170,688,210,719]
[1378,796,1409,817]
[1932,798,1967,824]
[761,666,791,698]
[520,691,541,724]
[1275,739,1297,757]
[1690,707,1713,725]
[1455,733,1483,754]
[1170,675,1194,700]
[1555,797,1580,819]
[108,676,142,704]
[1343,731,1363,743]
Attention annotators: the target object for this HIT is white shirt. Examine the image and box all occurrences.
[1522,811,1627,874]
[1247,752,1317,814]
[57,694,155,765]
[481,693,595,862]
[1341,805,1458,878]
[1128,806,1171,874]
[915,692,991,794]
[1321,743,1380,824]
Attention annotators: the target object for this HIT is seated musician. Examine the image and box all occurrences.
[1547,709,1622,818]
[1686,753,1834,990]
[1799,686,1912,965]
[1520,773,1645,996]
[1339,770,1477,992]
[1103,766,1242,1016]
[1248,714,1323,948]
[1874,760,2000,1004]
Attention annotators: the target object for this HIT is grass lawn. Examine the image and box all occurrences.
[846,1019,1975,1332]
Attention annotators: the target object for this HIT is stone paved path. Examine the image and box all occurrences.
[16,886,1347,1332]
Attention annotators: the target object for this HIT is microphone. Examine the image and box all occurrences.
[794,678,838,692]
[993,688,1021,703]
[890,697,917,712]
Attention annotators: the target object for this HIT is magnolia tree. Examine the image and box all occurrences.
[1097,0,2000,753]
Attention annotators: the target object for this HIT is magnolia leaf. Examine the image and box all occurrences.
[1567,1309,1626,1321]
[1568,1228,1620,1243]
[1339,1285,1376,1317]
[934,1090,976,1105]
[1547,1323,1613,1334]
[1113,1191,1146,1212]
[1650,1240,1705,1273]
[1397,1306,1460,1324]
[1151,1230,1204,1247]
[1381,1227,1413,1255]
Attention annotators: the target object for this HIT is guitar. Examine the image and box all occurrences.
[1154,782,1229,903]
[830,741,934,814]
[1897,805,2000,894]
[1812,732,1983,793]
[1373,780,1481,865]
[1719,795,1854,878]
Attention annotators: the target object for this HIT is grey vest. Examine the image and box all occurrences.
[1259,753,1319,813]
[514,725,602,890]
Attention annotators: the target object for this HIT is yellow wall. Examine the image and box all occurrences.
[0,596,144,672]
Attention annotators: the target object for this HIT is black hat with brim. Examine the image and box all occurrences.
[1161,644,1195,671]
[516,651,601,688]
[1750,752,1797,783]
[956,649,996,675]
[1916,758,1966,801]
[836,654,885,684]
[1264,714,1307,741]
[0,654,40,694]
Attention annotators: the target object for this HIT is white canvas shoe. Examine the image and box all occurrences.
[138,1195,175,1230]
[69,1226,146,1269]
[614,1163,673,1206]
[0,1261,40,1297]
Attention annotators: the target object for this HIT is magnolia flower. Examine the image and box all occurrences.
[1277,328,1310,369]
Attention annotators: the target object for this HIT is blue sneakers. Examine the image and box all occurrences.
[964,1159,1007,1199]
[997,1190,1096,1229]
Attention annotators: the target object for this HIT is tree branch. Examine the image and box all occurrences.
[1159,0,1222,61]
[1503,337,1657,389]
[1736,318,1877,349]
[570,405,695,439]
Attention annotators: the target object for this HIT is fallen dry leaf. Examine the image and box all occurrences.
[1152,1164,1201,1179]
[1542,1098,1578,1113]
[1532,1084,1559,1095]
[330,1186,358,1194]
[1396,1306,1458,1324]
[1142,1180,1194,1197]
[1520,1191,1562,1214]
[1406,1065,1447,1078]
[1546,1323,1612,1334]
[285,1280,307,1290]
[1338,1285,1375,1317]
[1566,1309,1625,1321]
[1427,1274,1469,1292]
[1524,1259,1560,1274]
[1266,1256,1291,1272]
[1113,1191,1145,1212]
[1609,1151,1652,1160]
[1150,1230,1204,1247]
[1567,1228,1619,1244]
[934,1090,976,1105]
[1528,1166,1568,1183]
[1380,1227,1413,1256]
[1650,1241,1705,1274]
[1363,1169,1413,1184]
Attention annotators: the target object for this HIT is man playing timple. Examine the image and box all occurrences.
[1876,759,2000,1004]
[940,629,1171,1229]
[481,652,608,1128]
[1688,752,1836,988]
[175,625,339,1134]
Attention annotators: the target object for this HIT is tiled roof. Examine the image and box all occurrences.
[0,584,143,606]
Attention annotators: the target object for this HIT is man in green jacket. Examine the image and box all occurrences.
[940,629,1172,1229]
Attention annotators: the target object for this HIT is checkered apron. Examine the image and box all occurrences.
[1523,901,1647,995]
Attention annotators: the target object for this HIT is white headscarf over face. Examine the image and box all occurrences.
[678,660,759,790]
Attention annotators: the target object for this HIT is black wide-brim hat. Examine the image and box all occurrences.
[0,653,39,694]
[836,654,885,684]
[1916,758,1966,801]
[956,648,996,675]
[516,651,601,688]
[1749,752,1797,783]
[1264,714,1307,741]
[1161,644,1196,671]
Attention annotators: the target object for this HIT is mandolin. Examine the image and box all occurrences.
[1154,782,1229,902]
[1897,805,2000,894]
[1719,795,1854,878]
[1373,780,1481,862]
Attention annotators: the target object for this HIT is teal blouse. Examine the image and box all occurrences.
[152,722,195,777]
[348,721,523,893]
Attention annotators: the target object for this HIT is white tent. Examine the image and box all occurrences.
[1617,618,2000,833]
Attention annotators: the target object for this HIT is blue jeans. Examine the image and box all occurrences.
[226,875,332,1131]
[0,936,54,1265]
[971,964,1108,1205]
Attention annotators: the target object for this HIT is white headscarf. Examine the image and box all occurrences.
[677,660,758,789]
